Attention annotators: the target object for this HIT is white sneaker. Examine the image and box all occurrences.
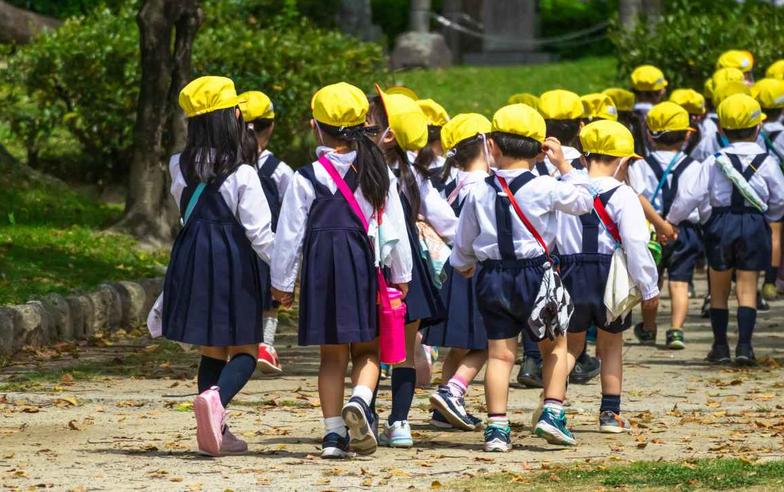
[378,420,413,448]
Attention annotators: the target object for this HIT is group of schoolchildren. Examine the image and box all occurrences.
[154,48,784,459]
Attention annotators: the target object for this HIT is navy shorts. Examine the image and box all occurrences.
[703,210,771,272]
[475,257,546,341]
[560,254,631,334]
[660,223,703,282]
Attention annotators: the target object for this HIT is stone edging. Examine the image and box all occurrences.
[0,278,162,356]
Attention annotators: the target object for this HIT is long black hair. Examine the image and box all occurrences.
[318,121,390,211]
[442,134,483,181]
[241,117,275,166]
[413,125,442,176]
[180,107,245,183]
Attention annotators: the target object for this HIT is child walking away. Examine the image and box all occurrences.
[667,94,784,365]
[627,102,699,350]
[753,78,784,301]
[423,113,493,431]
[369,85,457,448]
[604,88,637,132]
[581,93,619,123]
[239,90,294,375]
[560,120,660,433]
[416,98,450,172]
[629,65,668,157]
[451,103,594,452]
[162,76,275,456]
[271,82,413,458]
[669,89,706,156]
[716,50,755,83]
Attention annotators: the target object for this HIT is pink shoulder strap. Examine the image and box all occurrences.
[318,155,369,232]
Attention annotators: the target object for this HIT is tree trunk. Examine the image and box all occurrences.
[113,0,202,247]
[619,0,642,30]
[0,0,61,44]
[410,0,431,33]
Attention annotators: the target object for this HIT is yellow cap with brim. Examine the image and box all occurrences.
[539,89,583,120]
[603,88,635,112]
[717,50,754,73]
[386,86,419,101]
[417,99,450,127]
[440,113,492,154]
[712,80,751,108]
[752,78,784,109]
[580,120,641,159]
[507,93,540,110]
[631,65,668,91]
[492,103,546,144]
[766,60,784,80]
[311,82,368,128]
[704,78,715,101]
[669,88,706,116]
[376,84,429,152]
[718,93,766,130]
[239,91,275,121]
[647,102,695,133]
[179,76,245,118]
[712,67,745,87]
[581,93,619,121]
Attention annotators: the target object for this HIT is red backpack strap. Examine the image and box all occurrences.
[496,175,551,259]
[593,194,622,244]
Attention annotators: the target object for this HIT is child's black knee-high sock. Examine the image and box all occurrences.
[216,353,257,408]
[198,355,227,394]
[522,334,542,364]
[389,367,416,425]
[765,266,778,285]
[737,307,757,346]
[710,308,729,346]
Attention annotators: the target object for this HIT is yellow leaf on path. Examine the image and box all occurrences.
[431,480,442,489]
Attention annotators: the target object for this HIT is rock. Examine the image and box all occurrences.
[12,302,51,348]
[42,293,73,341]
[87,285,122,334]
[391,32,452,70]
[113,281,147,329]
[0,307,15,356]
[65,294,94,340]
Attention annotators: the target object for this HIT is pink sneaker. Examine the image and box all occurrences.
[257,343,283,375]
[220,425,248,455]
[193,386,224,456]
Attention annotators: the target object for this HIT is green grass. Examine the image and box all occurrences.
[452,459,784,491]
[395,56,618,116]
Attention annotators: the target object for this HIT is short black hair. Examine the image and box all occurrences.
[723,126,758,142]
[764,108,782,121]
[650,130,688,147]
[545,119,580,147]
[633,89,663,104]
[250,118,274,133]
[587,153,620,164]
[490,131,542,159]
[427,125,442,143]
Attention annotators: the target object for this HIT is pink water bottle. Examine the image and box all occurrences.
[377,271,407,365]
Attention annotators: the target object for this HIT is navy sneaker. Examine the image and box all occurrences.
[735,344,757,366]
[516,356,543,388]
[570,352,601,384]
[483,423,511,452]
[341,397,378,455]
[430,409,453,429]
[706,344,731,364]
[321,432,351,459]
[429,387,476,431]
[634,322,657,345]
[534,406,576,446]
[466,411,483,429]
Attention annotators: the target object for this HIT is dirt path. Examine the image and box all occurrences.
[2,273,784,491]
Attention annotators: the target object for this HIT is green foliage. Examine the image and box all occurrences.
[612,0,784,90]
[6,0,125,18]
[539,0,617,59]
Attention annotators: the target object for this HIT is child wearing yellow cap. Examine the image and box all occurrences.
[271,82,413,458]
[558,120,660,434]
[604,88,636,131]
[415,98,453,188]
[368,85,458,448]
[237,90,293,376]
[716,49,755,82]
[666,94,784,366]
[531,90,587,179]
[451,103,595,451]
[627,102,702,350]
[669,88,707,156]
[424,113,493,432]
[692,80,752,163]
[629,65,668,156]
[161,76,275,456]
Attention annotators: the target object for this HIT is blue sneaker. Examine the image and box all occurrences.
[534,406,576,446]
[483,423,511,452]
[430,409,453,429]
[341,397,378,455]
[429,387,476,431]
[379,420,413,448]
[466,411,483,429]
[321,432,352,459]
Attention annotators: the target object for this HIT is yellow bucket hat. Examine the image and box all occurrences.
[239,91,275,122]
[712,67,745,87]
[630,65,668,92]
[603,88,635,112]
[311,82,369,128]
[712,80,751,108]
[376,84,429,152]
[507,93,540,110]
[669,89,706,116]
[440,113,492,154]
[417,99,450,127]
[179,76,244,118]
[539,89,583,120]
[386,85,419,101]
[718,93,766,130]
[647,102,695,133]
[580,120,641,159]
[704,78,715,102]
[581,93,618,121]
[752,78,784,109]
[766,60,784,80]
[492,104,546,144]
[716,50,754,73]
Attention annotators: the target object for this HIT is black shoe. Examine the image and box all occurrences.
[735,344,757,366]
[757,293,770,312]
[569,353,601,384]
[706,344,731,364]
[516,356,543,388]
[633,322,657,345]
[701,294,711,319]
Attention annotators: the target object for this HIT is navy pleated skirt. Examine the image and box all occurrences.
[423,263,487,350]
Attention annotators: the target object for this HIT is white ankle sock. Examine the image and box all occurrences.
[324,416,346,437]
[263,317,278,345]
[351,385,373,406]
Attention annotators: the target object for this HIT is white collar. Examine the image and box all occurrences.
[562,146,581,161]
[724,141,766,155]
[764,121,784,132]
[316,146,357,165]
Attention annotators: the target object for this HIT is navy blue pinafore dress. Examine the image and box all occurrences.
[297,164,378,346]
[162,164,267,346]
[423,179,487,350]
[257,153,282,311]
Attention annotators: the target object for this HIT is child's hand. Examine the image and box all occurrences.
[656,221,678,245]
[542,137,567,173]
[394,282,409,299]
[458,266,475,278]
[271,288,294,307]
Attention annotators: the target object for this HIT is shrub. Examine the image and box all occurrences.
[611,0,784,90]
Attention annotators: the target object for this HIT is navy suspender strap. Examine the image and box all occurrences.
[443,179,458,200]
[535,161,549,176]
[486,173,537,260]
[260,153,281,177]
[579,187,620,253]
[725,153,767,211]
